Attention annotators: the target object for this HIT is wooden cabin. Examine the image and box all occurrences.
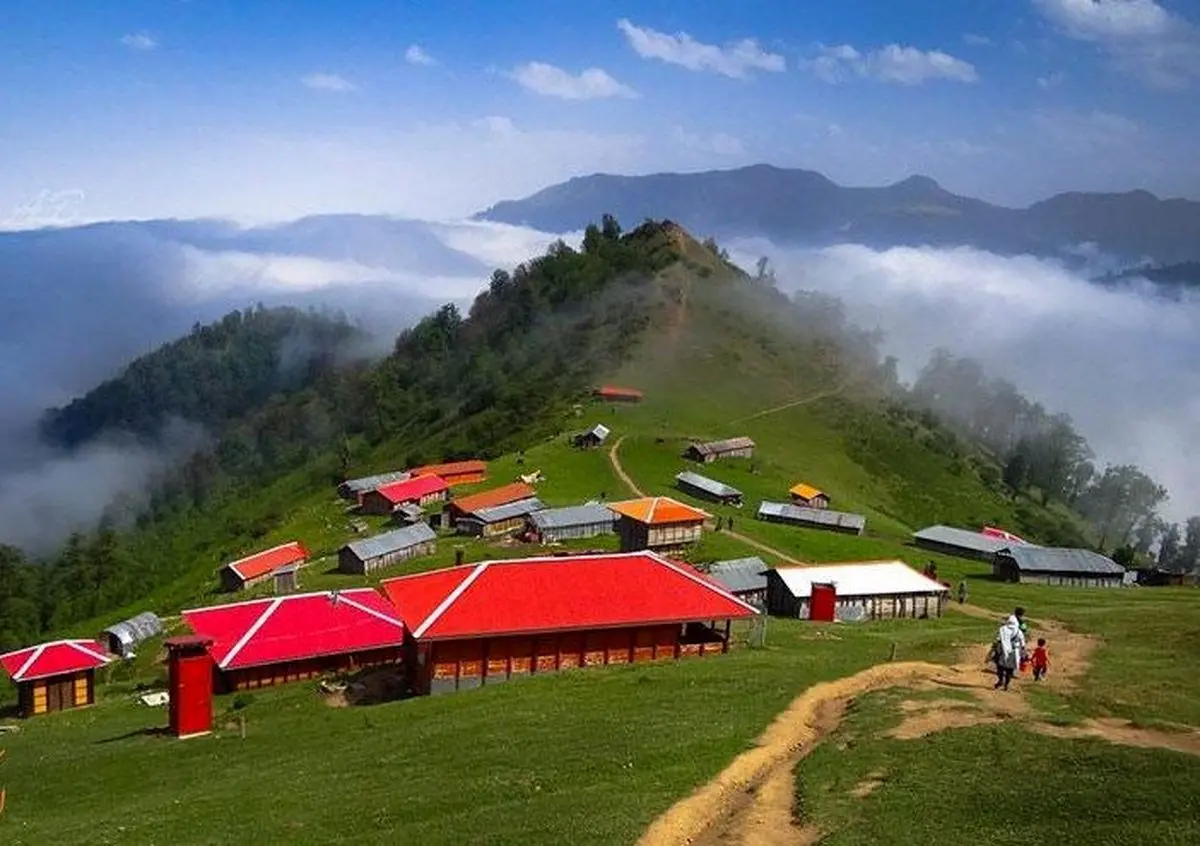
[912,525,1025,561]
[675,471,743,506]
[445,482,536,528]
[455,497,546,538]
[1,639,111,717]
[220,542,310,592]
[360,474,450,516]
[683,436,756,463]
[573,423,611,449]
[409,460,487,487]
[757,501,865,536]
[788,483,830,509]
[338,470,411,502]
[339,523,438,575]
[381,551,758,695]
[527,503,615,544]
[708,557,769,608]
[606,496,709,555]
[993,546,1125,587]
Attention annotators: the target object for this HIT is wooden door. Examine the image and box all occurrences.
[46,677,72,712]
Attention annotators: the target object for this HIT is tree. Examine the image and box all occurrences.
[1158,522,1181,570]
[1179,516,1200,574]
[1077,464,1169,552]
[1132,515,1164,557]
[1003,444,1031,493]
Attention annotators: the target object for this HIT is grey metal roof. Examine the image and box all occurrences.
[343,470,411,494]
[689,436,756,456]
[709,557,769,594]
[469,497,546,524]
[102,611,164,651]
[758,501,866,531]
[345,522,437,560]
[529,503,615,530]
[998,545,1125,575]
[584,423,611,442]
[676,471,742,499]
[912,525,1032,555]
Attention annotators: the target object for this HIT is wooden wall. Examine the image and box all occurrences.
[18,670,95,717]
[218,646,404,692]
[340,540,435,575]
[994,560,1124,588]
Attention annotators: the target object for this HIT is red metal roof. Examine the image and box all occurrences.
[181,588,405,670]
[594,385,644,399]
[224,541,310,582]
[0,639,111,683]
[380,551,758,641]
[449,482,535,515]
[374,474,449,505]
[411,460,487,479]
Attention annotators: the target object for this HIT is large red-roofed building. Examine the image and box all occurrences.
[409,460,488,486]
[0,639,112,717]
[593,385,644,403]
[360,474,450,516]
[181,589,406,692]
[381,551,758,695]
[220,541,310,592]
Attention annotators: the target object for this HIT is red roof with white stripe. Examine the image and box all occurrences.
[0,639,112,683]
[181,588,405,670]
[224,541,310,582]
[374,474,449,505]
[381,551,758,642]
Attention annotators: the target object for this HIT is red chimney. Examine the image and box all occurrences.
[164,635,215,739]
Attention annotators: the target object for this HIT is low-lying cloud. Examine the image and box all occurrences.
[728,238,1200,521]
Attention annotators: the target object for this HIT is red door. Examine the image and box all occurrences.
[809,583,837,622]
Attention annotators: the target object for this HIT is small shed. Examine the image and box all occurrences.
[593,385,644,403]
[757,501,865,536]
[220,541,310,592]
[528,503,615,543]
[675,471,744,506]
[446,482,536,527]
[360,474,450,516]
[273,564,301,595]
[789,483,830,509]
[392,502,425,525]
[456,497,546,538]
[338,470,411,501]
[684,437,756,463]
[708,557,769,607]
[410,460,488,487]
[339,523,438,575]
[101,611,164,658]
[573,423,611,449]
[0,639,112,717]
[993,546,1125,587]
[607,496,710,555]
[766,561,949,620]
[912,525,1030,561]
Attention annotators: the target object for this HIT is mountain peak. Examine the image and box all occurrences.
[890,174,943,193]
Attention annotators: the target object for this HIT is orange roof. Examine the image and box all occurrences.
[224,542,310,582]
[607,496,710,525]
[789,483,826,501]
[449,482,536,515]
[595,385,644,398]
[411,460,487,478]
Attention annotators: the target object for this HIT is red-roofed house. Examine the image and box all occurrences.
[593,385,644,403]
[220,541,311,592]
[181,589,406,692]
[360,474,450,516]
[0,639,111,717]
[381,551,758,695]
[410,460,488,486]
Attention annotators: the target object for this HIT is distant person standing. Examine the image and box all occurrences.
[1031,638,1050,681]
[993,606,1027,691]
[957,580,968,604]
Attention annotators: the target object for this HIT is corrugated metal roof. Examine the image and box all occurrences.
[912,525,1032,555]
[709,557,769,594]
[773,561,949,599]
[529,503,615,531]
[757,501,866,531]
[345,522,437,561]
[585,423,611,441]
[102,611,164,651]
[676,471,742,498]
[343,470,411,494]
[999,546,1124,575]
[469,497,546,524]
[690,436,756,456]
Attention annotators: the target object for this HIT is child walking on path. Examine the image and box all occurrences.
[1031,638,1050,681]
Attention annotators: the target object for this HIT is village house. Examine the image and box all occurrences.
[445,482,536,528]
[359,474,450,516]
[789,483,830,509]
[338,470,411,502]
[992,546,1125,587]
[912,525,1032,561]
[100,611,163,659]
[766,561,949,620]
[272,564,301,595]
[181,589,407,692]
[456,497,546,538]
[1,639,112,717]
[607,496,710,555]
[757,501,866,536]
[220,541,310,592]
[675,470,744,506]
[572,423,611,449]
[391,502,425,526]
[593,385,644,403]
[381,551,758,695]
[409,459,488,487]
[683,436,756,463]
[338,523,438,575]
[527,503,616,544]
[708,557,769,608]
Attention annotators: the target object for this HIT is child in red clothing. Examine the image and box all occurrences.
[1031,638,1050,681]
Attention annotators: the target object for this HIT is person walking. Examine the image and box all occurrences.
[993,606,1027,691]
[957,579,968,605]
[1031,638,1050,681]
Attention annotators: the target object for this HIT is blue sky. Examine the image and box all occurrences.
[2,0,1199,224]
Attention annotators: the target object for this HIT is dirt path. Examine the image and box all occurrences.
[727,388,843,427]
[638,609,1197,846]
[607,437,802,565]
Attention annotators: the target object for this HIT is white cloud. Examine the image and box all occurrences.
[1,189,87,231]
[1034,0,1200,87]
[301,72,357,92]
[510,62,638,100]
[963,33,994,46]
[121,32,158,51]
[733,239,1200,521]
[671,127,744,156]
[405,44,436,66]
[1037,70,1067,88]
[616,18,785,78]
[804,43,978,85]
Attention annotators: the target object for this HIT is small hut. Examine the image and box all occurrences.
[339,523,438,575]
[757,501,865,536]
[788,483,830,509]
[360,474,450,516]
[684,437,756,463]
[1,639,112,717]
[708,557,769,607]
[527,503,615,543]
[607,496,710,555]
[338,470,411,502]
[101,611,164,659]
[675,471,744,506]
[573,423,611,449]
[455,497,546,538]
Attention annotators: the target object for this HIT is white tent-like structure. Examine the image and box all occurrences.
[765,561,949,620]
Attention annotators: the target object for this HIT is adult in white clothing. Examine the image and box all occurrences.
[993,606,1027,691]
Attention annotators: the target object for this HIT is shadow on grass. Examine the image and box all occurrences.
[95,726,175,745]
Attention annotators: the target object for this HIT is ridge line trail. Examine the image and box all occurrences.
[637,605,1200,846]
[727,387,843,427]
[606,436,801,565]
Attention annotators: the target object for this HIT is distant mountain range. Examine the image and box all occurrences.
[474,165,1200,265]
